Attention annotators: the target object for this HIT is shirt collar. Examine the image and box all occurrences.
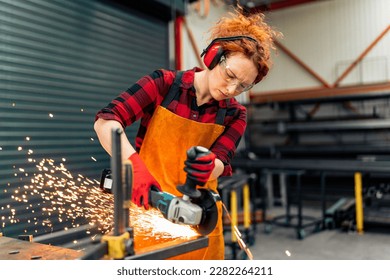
[184,67,229,108]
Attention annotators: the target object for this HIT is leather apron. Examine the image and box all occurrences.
[139,72,226,259]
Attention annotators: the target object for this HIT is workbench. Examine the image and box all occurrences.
[232,157,390,239]
[0,235,83,260]
[0,233,208,260]
[129,235,208,260]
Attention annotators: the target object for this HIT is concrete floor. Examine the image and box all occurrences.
[225,206,390,260]
[250,226,390,260]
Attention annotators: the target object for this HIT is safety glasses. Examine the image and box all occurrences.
[219,56,254,93]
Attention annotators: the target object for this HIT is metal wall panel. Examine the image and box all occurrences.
[0,0,169,237]
[253,0,390,91]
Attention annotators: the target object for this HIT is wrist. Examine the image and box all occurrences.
[209,158,223,180]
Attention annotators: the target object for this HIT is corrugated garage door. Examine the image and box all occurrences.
[0,0,170,237]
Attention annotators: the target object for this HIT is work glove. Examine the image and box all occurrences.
[129,153,161,209]
[183,146,216,186]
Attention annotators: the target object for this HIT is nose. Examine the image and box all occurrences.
[225,83,238,95]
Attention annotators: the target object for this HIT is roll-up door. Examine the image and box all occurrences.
[0,0,171,237]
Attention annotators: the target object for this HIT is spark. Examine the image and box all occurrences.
[91,157,97,162]
[17,146,23,151]
[132,206,198,240]
[3,157,198,248]
[26,137,30,141]
[49,113,54,118]
[285,250,292,257]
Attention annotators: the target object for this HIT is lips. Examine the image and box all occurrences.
[219,90,229,98]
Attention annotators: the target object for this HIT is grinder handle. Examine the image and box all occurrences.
[187,146,210,160]
[177,146,213,198]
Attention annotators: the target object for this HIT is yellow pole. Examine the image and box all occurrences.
[231,190,238,242]
[354,172,364,234]
[243,184,251,229]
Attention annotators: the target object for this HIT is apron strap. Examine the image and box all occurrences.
[215,99,229,126]
[161,70,229,125]
[161,71,184,108]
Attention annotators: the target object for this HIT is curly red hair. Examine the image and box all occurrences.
[208,6,281,83]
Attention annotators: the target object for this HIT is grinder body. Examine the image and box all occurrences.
[149,190,203,225]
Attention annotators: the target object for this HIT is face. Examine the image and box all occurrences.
[209,53,258,101]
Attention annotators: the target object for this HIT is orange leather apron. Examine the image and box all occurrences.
[139,72,226,259]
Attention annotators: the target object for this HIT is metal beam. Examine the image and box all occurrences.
[232,158,390,173]
[260,119,390,134]
[250,83,390,103]
[274,40,330,88]
[333,25,390,87]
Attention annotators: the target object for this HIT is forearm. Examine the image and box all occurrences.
[94,118,136,162]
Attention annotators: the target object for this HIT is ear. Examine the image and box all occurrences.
[203,42,224,70]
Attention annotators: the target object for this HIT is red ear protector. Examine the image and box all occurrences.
[200,36,258,70]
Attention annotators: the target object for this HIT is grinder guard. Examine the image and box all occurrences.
[191,189,221,236]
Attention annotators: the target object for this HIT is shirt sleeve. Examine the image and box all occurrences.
[95,70,170,127]
[211,101,247,177]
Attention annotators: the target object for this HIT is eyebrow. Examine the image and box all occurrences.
[226,65,251,87]
[226,65,238,80]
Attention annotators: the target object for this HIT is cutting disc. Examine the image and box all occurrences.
[191,189,221,236]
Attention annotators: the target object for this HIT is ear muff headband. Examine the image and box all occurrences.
[200,36,258,70]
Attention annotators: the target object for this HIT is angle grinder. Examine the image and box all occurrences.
[100,146,221,236]
[149,146,220,235]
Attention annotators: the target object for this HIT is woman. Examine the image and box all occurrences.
[94,6,278,259]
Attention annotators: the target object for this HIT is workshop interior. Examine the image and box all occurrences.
[1,0,390,260]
